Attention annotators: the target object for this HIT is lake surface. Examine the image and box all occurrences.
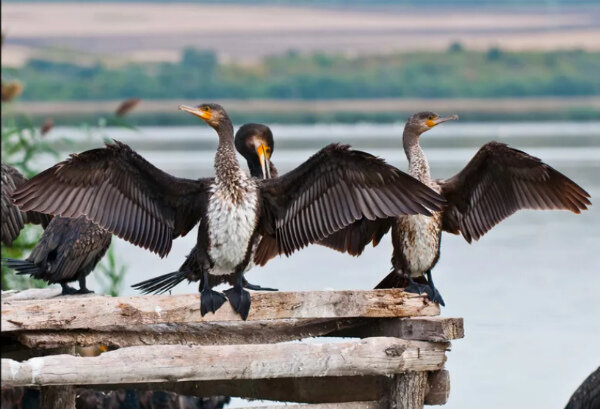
[48,122,600,408]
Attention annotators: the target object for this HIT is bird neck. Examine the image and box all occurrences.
[403,129,431,184]
[214,121,246,185]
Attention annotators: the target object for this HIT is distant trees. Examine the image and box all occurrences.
[4,48,599,101]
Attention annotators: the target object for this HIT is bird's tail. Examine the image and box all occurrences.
[374,270,406,289]
[131,270,188,295]
[2,259,41,277]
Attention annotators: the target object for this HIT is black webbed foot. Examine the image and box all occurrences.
[243,279,278,292]
[60,284,79,295]
[200,288,227,316]
[76,288,94,295]
[423,284,445,306]
[224,286,251,320]
[404,278,430,297]
[425,270,445,307]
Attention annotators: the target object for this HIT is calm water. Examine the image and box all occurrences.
[49,122,600,408]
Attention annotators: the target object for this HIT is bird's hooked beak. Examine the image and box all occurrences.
[256,144,272,179]
[427,114,459,128]
[178,105,211,120]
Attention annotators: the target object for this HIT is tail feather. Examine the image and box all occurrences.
[2,258,41,277]
[375,270,406,289]
[132,270,188,295]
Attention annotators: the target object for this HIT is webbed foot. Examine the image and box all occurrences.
[424,284,445,306]
[200,288,227,316]
[404,278,430,298]
[60,284,79,295]
[76,288,94,295]
[224,286,251,320]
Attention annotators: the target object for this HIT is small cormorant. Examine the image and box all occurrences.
[301,112,590,305]
[13,103,445,319]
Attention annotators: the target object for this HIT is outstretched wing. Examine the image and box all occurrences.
[439,141,591,243]
[1,163,51,246]
[257,143,445,257]
[13,141,211,257]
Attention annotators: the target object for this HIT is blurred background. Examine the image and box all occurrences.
[1,1,599,408]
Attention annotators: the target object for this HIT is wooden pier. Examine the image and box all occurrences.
[1,288,463,408]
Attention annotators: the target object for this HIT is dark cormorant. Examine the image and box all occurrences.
[3,215,112,294]
[301,112,590,305]
[1,163,50,246]
[565,366,600,409]
[13,103,445,319]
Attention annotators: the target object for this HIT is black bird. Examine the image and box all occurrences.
[132,123,278,296]
[13,103,445,319]
[1,163,50,246]
[3,215,112,294]
[565,366,600,409]
[302,112,590,305]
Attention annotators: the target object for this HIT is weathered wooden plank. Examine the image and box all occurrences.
[327,317,464,342]
[1,337,448,387]
[9,319,363,349]
[87,372,448,404]
[235,403,383,409]
[0,289,439,332]
[424,370,450,406]
[388,372,428,409]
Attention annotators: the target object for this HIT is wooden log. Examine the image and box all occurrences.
[9,318,363,349]
[327,317,464,342]
[424,370,450,406]
[388,372,428,409]
[1,337,448,387]
[1,289,439,332]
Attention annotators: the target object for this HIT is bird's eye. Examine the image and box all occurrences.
[428,115,433,120]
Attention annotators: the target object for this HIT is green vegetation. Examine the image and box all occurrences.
[5,48,600,102]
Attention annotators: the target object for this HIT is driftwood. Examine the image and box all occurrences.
[1,289,439,331]
[2,337,448,387]
[6,317,463,350]
[0,288,458,408]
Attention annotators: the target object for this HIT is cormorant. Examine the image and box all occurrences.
[565,366,600,409]
[3,215,112,295]
[132,123,279,296]
[300,112,591,305]
[13,103,444,319]
[1,163,50,246]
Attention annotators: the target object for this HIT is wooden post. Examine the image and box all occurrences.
[40,385,75,409]
[387,372,428,409]
[39,347,76,409]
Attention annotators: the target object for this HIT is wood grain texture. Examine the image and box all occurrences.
[328,317,464,342]
[1,337,448,387]
[1,289,439,332]
[388,372,428,409]
[425,370,450,405]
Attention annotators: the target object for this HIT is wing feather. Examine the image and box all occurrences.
[12,141,210,257]
[440,141,590,242]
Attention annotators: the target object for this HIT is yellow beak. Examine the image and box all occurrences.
[178,105,211,120]
[427,114,459,128]
[256,144,272,179]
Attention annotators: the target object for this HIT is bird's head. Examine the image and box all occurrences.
[405,111,458,135]
[235,123,274,179]
[178,103,230,130]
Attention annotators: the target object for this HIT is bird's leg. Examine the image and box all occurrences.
[243,278,278,292]
[425,270,445,306]
[76,276,94,294]
[60,283,78,295]
[199,268,226,316]
[224,271,251,320]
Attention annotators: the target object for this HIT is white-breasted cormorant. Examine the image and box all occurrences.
[1,163,50,246]
[12,103,445,319]
[303,112,591,305]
